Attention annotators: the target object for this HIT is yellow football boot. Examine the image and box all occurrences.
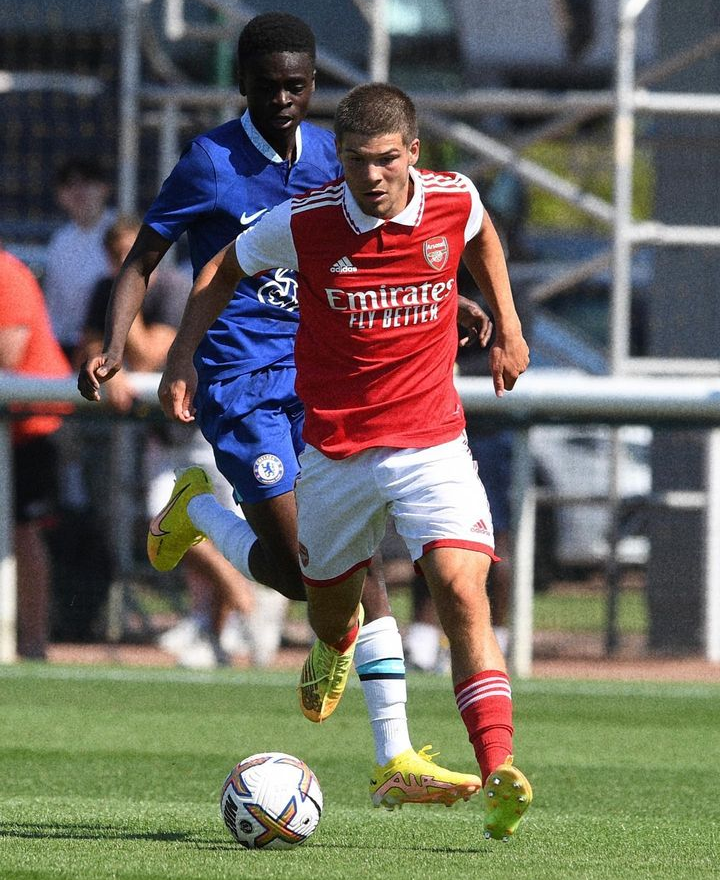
[482,755,533,841]
[298,605,365,722]
[370,745,483,809]
[147,466,212,572]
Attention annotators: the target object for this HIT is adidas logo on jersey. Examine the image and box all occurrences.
[330,256,357,273]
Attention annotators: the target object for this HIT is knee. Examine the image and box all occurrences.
[248,540,306,601]
[270,561,307,601]
[438,578,492,634]
[280,578,307,602]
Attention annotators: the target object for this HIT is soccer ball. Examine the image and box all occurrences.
[220,752,323,850]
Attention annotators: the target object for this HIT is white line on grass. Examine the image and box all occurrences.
[0,663,296,687]
[0,663,717,699]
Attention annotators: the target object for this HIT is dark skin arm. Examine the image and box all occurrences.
[155,245,497,423]
[154,244,496,423]
[77,224,172,400]
[457,295,492,349]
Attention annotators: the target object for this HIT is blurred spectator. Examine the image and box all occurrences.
[0,246,71,659]
[81,217,264,668]
[43,158,116,365]
[41,159,116,641]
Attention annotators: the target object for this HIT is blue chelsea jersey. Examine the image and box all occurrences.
[144,112,342,382]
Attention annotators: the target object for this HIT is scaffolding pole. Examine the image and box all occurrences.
[118,0,142,215]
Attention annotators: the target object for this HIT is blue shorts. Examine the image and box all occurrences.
[194,364,305,504]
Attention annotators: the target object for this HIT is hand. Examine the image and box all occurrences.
[77,353,123,401]
[457,296,493,348]
[489,330,530,397]
[157,355,198,422]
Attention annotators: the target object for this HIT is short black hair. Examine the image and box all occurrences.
[54,157,109,187]
[237,12,316,73]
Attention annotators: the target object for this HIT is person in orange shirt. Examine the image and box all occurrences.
[0,246,71,658]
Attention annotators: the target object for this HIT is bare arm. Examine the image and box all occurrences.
[77,224,171,400]
[158,242,247,422]
[461,212,529,396]
[0,326,29,370]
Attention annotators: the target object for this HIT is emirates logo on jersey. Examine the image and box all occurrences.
[423,236,449,271]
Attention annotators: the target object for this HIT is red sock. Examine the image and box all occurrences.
[454,670,514,783]
[331,620,359,654]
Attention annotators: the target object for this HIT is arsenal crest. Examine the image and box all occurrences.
[423,236,449,271]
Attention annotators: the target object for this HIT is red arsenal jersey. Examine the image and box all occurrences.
[235,166,483,458]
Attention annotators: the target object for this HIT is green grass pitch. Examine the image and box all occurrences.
[1,664,718,880]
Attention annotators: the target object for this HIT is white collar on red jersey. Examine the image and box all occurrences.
[241,110,303,164]
[342,165,424,234]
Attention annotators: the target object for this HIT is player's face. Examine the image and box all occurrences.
[240,52,315,158]
[338,132,420,220]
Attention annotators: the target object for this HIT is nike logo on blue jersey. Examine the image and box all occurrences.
[240,208,268,225]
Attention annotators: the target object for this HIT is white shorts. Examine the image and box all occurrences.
[295,432,497,586]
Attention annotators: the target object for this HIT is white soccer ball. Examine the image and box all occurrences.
[220,752,323,850]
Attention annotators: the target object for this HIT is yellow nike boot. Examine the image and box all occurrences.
[147,466,212,571]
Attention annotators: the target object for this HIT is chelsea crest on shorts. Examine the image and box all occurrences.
[253,453,285,485]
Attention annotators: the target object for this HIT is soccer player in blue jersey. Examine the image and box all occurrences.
[79,12,486,808]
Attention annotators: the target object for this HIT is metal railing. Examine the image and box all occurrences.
[2,371,720,675]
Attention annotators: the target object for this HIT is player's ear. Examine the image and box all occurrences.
[408,138,420,166]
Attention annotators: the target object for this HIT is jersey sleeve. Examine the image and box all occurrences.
[143,141,218,242]
[234,200,298,276]
[456,172,484,242]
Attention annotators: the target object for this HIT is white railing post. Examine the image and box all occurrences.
[509,428,535,679]
[0,419,17,663]
[705,429,720,662]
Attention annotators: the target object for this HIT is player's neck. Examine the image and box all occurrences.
[262,129,297,165]
[383,178,414,221]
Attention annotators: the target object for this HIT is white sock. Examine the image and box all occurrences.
[354,615,412,766]
[187,494,260,584]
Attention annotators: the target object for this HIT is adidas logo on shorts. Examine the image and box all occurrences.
[330,256,357,273]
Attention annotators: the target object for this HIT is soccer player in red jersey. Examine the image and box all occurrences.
[157,83,532,839]
[79,15,487,810]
